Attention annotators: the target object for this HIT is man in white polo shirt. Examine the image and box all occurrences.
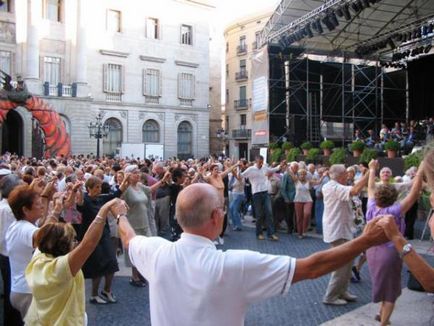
[117,182,389,326]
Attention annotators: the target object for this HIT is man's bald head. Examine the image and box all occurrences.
[176,183,221,229]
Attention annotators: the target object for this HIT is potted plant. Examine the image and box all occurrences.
[404,150,423,170]
[350,140,366,158]
[286,148,301,162]
[359,148,377,164]
[329,147,346,165]
[384,140,400,158]
[306,148,320,162]
[300,141,313,156]
[269,142,280,156]
[320,140,335,156]
[281,141,293,155]
[270,148,283,163]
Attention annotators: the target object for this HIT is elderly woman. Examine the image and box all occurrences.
[122,164,170,286]
[76,176,128,304]
[366,160,424,326]
[5,182,55,320]
[24,198,126,325]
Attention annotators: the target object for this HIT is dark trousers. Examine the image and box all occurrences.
[0,254,23,326]
[285,202,295,233]
[404,202,418,240]
[252,191,275,237]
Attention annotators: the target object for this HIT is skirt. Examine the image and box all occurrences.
[366,244,402,303]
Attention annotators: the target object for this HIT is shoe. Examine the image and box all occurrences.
[100,290,117,303]
[232,226,242,231]
[213,240,219,245]
[374,314,391,325]
[269,234,279,241]
[350,276,360,283]
[298,235,304,239]
[129,278,146,287]
[90,296,108,304]
[340,292,358,302]
[352,266,361,281]
[218,236,224,245]
[323,298,348,306]
[257,234,265,240]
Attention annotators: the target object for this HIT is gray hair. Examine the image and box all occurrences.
[0,174,23,198]
[329,164,347,180]
[124,165,139,173]
[176,183,221,229]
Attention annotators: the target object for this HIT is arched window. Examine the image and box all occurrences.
[177,121,192,159]
[142,119,160,143]
[103,118,122,157]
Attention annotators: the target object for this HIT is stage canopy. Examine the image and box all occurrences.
[260,0,434,61]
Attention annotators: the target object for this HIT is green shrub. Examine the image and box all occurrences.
[350,140,366,152]
[281,142,293,151]
[300,141,313,150]
[270,148,283,163]
[320,140,335,150]
[404,150,423,170]
[359,148,378,163]
[384,140,400,152]
[306,148,320,161]
[286,148,301,162]
[329,147,346,164]
[269,142,280,150]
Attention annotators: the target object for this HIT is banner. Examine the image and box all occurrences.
[251,46,269,145]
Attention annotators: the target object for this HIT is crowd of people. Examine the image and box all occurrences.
[354,118,434,153]
[0,145,433,326]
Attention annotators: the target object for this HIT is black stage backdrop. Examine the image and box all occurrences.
[408,54,434,120]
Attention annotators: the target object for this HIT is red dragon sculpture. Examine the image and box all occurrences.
[0,71,71,158]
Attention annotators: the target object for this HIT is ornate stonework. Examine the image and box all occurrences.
[0,21,15,44]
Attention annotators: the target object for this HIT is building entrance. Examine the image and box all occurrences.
[1,110,23,156]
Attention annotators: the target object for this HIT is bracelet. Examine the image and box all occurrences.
[94,215,105,224]
[116,214,127,225]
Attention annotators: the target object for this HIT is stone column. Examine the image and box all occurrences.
[75,0,89,97]
[25,0,42,94]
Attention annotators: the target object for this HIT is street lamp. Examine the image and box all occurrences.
[88,112,110,159]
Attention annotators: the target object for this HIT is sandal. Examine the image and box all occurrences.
[129,278,146,287]
[89,296,107,304]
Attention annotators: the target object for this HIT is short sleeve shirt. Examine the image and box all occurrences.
[129,233,296,326]
[322,180,354,243]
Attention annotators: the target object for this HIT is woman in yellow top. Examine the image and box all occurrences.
[24,198,127,325]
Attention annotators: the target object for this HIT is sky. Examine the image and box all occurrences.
[216,0,280,27]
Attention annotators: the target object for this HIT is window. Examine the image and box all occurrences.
[43,0,61,22]
[239,86,246,100]
[0,51,11,75]
[44,56,61,85]
[146,18,159,39]
[240,114,246,126]
[226,89,229,104]
[255,32,261,49]
[177,121,192,159]
[0,0,11,12]
[103,64,124,102]
[143,69,161,102]
[226,42,229,53]
[240,35,246,48]
[181,24,192,45]
[226,64,229,77]
[107,9,121,33]
[240,59,246,73]
[103,118,122,157]
[142,119,160,143]
[178,73,195,106]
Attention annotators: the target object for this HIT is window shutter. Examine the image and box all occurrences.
[142,68,146,96]
[192,74,195,98]
[158,70,162,96]
[177,73,181,98]
[120,65,125,93]
[39,56,44,81]
[59,58,64,84]
[103,63,108,92]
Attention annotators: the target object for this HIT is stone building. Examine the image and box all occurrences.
[224,11,272,160]
[0,0,215,159]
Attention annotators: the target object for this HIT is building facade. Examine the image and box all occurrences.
[224,12,272,160]
[0,0,215,159]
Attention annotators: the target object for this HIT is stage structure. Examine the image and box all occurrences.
[253,0,434,146]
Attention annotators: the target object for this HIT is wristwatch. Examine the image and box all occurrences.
[399,243,413,259]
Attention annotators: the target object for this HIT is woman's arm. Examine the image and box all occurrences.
[367,159,377,199]
[68,198,126,276]
[400,161,425,214]
[149,171,171,193]
[221,162,239,179]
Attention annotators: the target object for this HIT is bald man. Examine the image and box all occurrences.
[117,183,389,326]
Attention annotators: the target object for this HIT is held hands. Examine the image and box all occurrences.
[30,177,47,194]
[368,159,378,170]
[375,215,402,242]
[361,215,389,246]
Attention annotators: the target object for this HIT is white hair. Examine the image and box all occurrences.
[124,165,139,173]
[329,164,346,180]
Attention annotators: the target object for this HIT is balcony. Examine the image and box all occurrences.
[106,92,122,103]
[237,44,247,55]
[232,128,251,140]
[252,41,258,50]
[43,82,76,97]
[235,70,248,81]
[234,98,250,110]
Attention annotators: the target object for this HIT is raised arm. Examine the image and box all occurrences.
[118,211,137,250]
[400,161,425,214]
[292,216,387,283]
[68,199,126,276]
[221,162,239,179]
[149,171,172,193]
[367,159,378,199]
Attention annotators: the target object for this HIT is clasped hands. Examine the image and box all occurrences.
[362,214,402,245]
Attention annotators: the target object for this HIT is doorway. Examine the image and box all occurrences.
[1,110,23,156]
[239,143,248,160]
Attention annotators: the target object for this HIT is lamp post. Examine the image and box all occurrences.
[88,112,109,159]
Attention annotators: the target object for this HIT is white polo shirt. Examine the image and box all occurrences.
[129,233,296,326]
[241,165,280,194]
[322,180,354,243]
[0,199,15,256]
